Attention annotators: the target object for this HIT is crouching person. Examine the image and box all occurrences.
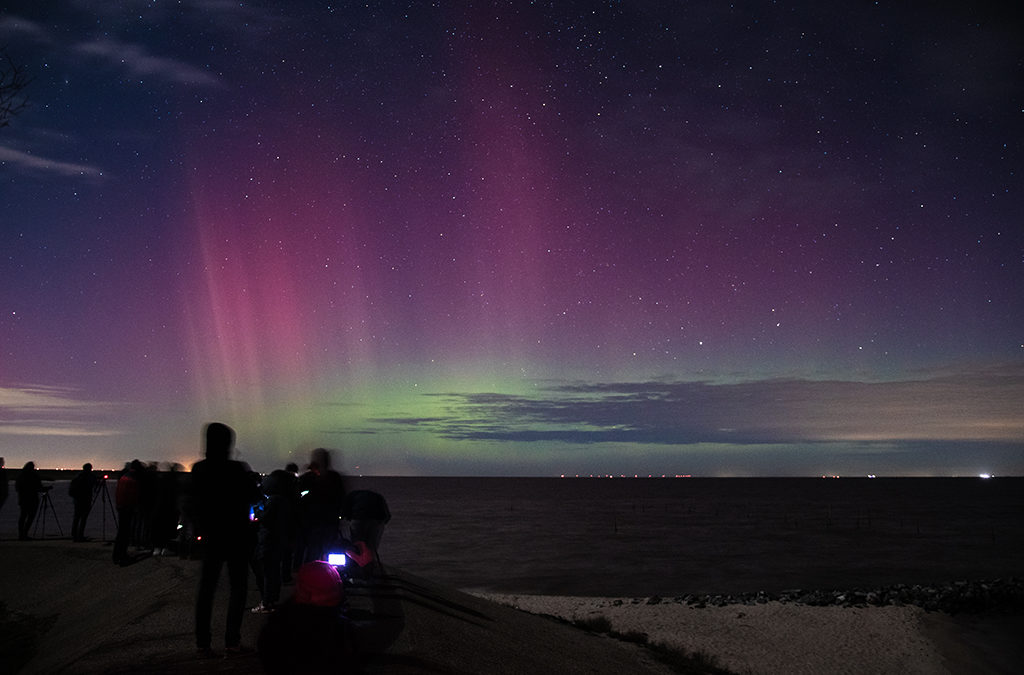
[342,489,390,574]
[258,561,353,673]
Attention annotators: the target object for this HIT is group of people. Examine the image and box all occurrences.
[187,423,391,661]
[110,459,185,564]
[1,425,392,664]
[2,457,183,548]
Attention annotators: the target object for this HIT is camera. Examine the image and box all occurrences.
[326,552,347,567]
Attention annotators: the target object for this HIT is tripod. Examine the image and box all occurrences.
[34,488,63,538]
[91,476,119,542]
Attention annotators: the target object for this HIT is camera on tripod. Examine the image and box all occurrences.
[34,484,62,538]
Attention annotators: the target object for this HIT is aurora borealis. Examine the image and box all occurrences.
[1,1,1021,475]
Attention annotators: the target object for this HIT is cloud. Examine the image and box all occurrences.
[0,15,50,42]
[2,11,224,88]
[72,38,221,87]
[0,423,120,437]
[0,385,123,438]
[366,417,449,426]
[372,365,1024,447]
[0,145,105,178]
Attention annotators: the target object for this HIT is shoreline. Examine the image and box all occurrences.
[469,591,1024,675]
[490,577,1024,613]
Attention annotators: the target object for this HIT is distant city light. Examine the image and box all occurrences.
[979,473,993,479]
[559,474,693,478]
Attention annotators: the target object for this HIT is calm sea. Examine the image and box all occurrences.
[348,476,1023,596]
[3,476,1021,596]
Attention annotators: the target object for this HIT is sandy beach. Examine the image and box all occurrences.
[471,592,1024,674]
[1,539,1021,674]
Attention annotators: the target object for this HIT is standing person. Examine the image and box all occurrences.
[0,457,8,519]
[191,422,259,658]
[69,463,96,542]
[280,463,299,584]
[113,460,143,564]
[15,461,44,540]
[298,448,347,563]
[136,462,160,553]
[251,468,295,613]
[152,463,183,556]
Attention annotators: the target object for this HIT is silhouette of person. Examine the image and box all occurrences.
[343,489,391,573]
[191,422,259,657]
[113,460,143,564]
[69,462,96,542]
[280,462,300,583]
[0,457,8,519]
[297,448,347,563]
[136,461,160,552]
[15,461,45,540]
[152,463,183,556]
[252,468,296,613]
[257,561,353,674]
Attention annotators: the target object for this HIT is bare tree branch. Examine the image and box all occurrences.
[1,46,32,129]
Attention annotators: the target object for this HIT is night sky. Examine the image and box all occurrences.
[1,1,1021,476]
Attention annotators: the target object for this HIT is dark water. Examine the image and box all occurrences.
[3,477,1021,597]
[348,476,1024,596]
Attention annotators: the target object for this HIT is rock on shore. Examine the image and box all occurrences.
[672,577,1024,613]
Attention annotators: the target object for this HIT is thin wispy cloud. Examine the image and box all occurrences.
[0,385,100,410]
[0,15,50,42]
[2,12,223,88]
[72,38,221,87]
[0,146,105,178]
[0,423,121,437]
[0,385,123,438]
